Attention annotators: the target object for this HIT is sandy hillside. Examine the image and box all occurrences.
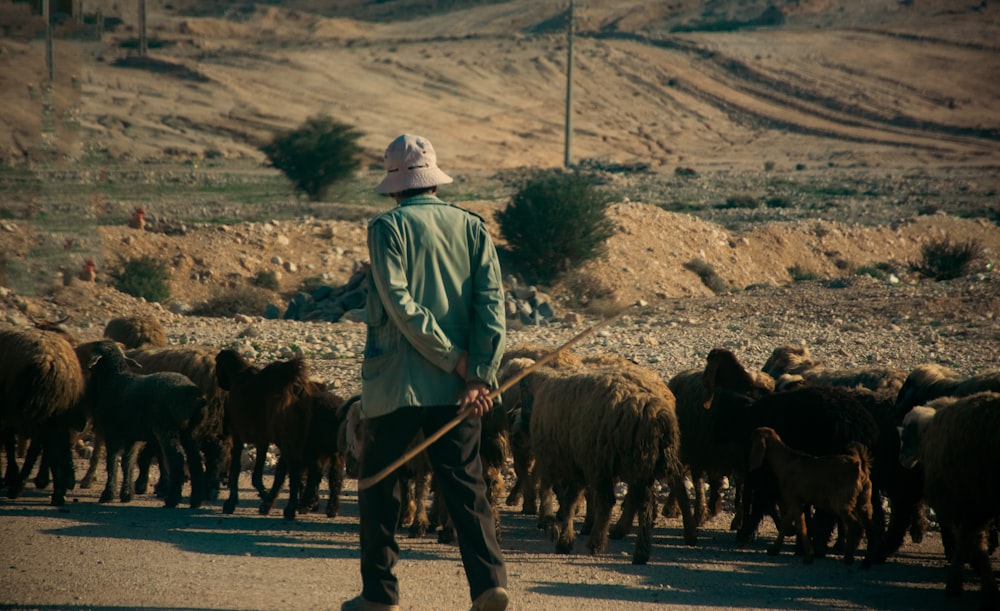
[0,0,997,170]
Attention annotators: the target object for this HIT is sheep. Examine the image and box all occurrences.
[124,345,230,502]
[500,344,585,515]
[0,326,85,506]
[762,343,907,394]
[87,340,206,508]
[900,393,1000,609]
[339,396,438,539]
[214,349,316,515]
[703,348,882,560]
[103,315,168,350]
[501,357,691,565]
[259,380,347,521]
[749,427,876,567]
[666,364,774,534]
[895,363,1000,421]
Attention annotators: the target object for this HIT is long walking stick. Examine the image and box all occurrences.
[356,307,631,491]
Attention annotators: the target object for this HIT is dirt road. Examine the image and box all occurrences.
[0,459,981,611]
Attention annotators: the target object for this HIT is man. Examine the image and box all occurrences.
[343,134,508,611]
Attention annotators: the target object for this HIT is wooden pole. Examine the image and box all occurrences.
[44,0,54,81]
[357,307,630,491]
[563,0,574,169]
[138,0,147,57]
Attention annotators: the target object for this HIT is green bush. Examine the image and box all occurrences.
[683,258,728,294]
[495,171,614,284]
[912,237,984,280]
[109,255,171,303]
[191,286,277,318]
[252,270,281,291]
[260,114,363,202]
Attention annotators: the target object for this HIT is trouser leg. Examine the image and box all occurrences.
[423,406,507,601]
[358,409,420,606]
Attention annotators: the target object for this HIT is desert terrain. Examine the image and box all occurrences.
[1,1,1000,610]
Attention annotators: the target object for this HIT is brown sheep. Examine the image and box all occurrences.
[214,349,310,515]
[749,427,876,567]
[260,380,347,521]
[900,393,1000,608]
[763,343,906,394]
[0,326,85,506]
[502,357,692,564]
[103,315,168,350]
[895,363,1000,421]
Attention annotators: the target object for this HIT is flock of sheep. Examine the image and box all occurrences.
[1,314,999,609]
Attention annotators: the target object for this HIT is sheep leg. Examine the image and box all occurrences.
[201,436,225,502]
[180,430,205,509]
[2,430,24,498]
[553,482,585,553]
[840,515,861,566]
[153,434,185,508]
[397,472,416,529]
[259,457,286,516]
[118,442,139,503]
[706,472,726,519]
[283,460,301,521]
[134,441,155,495]
[963,526,998,609]
[79,431,103,489]
[768,505,799,557]
[585,481,615,556]
[99,440,121,504]
[809,508,839,559]
[325,452,345,518]
[669,473,699,546]
[49,427,75,507]
[299,461,323,513]
[222,438,243,514]
[409,472,431,540]
[661,485,681,519]
[251,445,268,498]
[632,482,656,565]
[609,487,637,540]
[17,438,42,488]
[729,474,746,532]
[692,475,708,526]
[536,473,558,532]
[944,522,969,598]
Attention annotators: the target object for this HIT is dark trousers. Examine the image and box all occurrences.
[358,405,506,606]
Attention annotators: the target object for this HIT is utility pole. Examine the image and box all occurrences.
[563,0,574,169]
[44,0,54,81]
[139,0,148,57]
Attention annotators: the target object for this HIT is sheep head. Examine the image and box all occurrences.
[214,349,254,391]
[749,426,780,470]
[702,348,771,409]
[761,343,813,378]
[898,405,936,469]
[894,363,957,420]
[87,339,139,372]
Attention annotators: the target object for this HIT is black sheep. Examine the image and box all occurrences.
[87,340,206,508]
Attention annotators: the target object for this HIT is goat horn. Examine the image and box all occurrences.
[356,304,635,491]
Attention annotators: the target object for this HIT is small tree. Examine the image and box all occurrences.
[495,171,614,284]
[260,114,363,202]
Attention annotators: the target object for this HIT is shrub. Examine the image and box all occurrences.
[912,237,984,280]
[109,255,171,303]
[683,258,728,293]
[259,114,363,202]
[495,171,614,284]
[190,286,277,318]
[788,264,817,282]
[717,194,759,209]
[252,270,280,291]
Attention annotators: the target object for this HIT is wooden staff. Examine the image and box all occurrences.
[356,307,631,491]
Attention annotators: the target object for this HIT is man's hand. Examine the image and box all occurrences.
[459,380,492,418]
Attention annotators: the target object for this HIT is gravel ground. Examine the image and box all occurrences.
[2,273,999,610]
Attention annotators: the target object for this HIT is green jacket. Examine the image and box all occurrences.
[360,194,506,418]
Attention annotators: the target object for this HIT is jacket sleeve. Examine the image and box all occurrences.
[367,217,462,374]
[467,223,507,385]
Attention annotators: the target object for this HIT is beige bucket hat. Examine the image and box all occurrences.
[376,134,453,195]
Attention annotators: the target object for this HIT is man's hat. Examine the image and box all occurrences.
[376,134,453,195]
